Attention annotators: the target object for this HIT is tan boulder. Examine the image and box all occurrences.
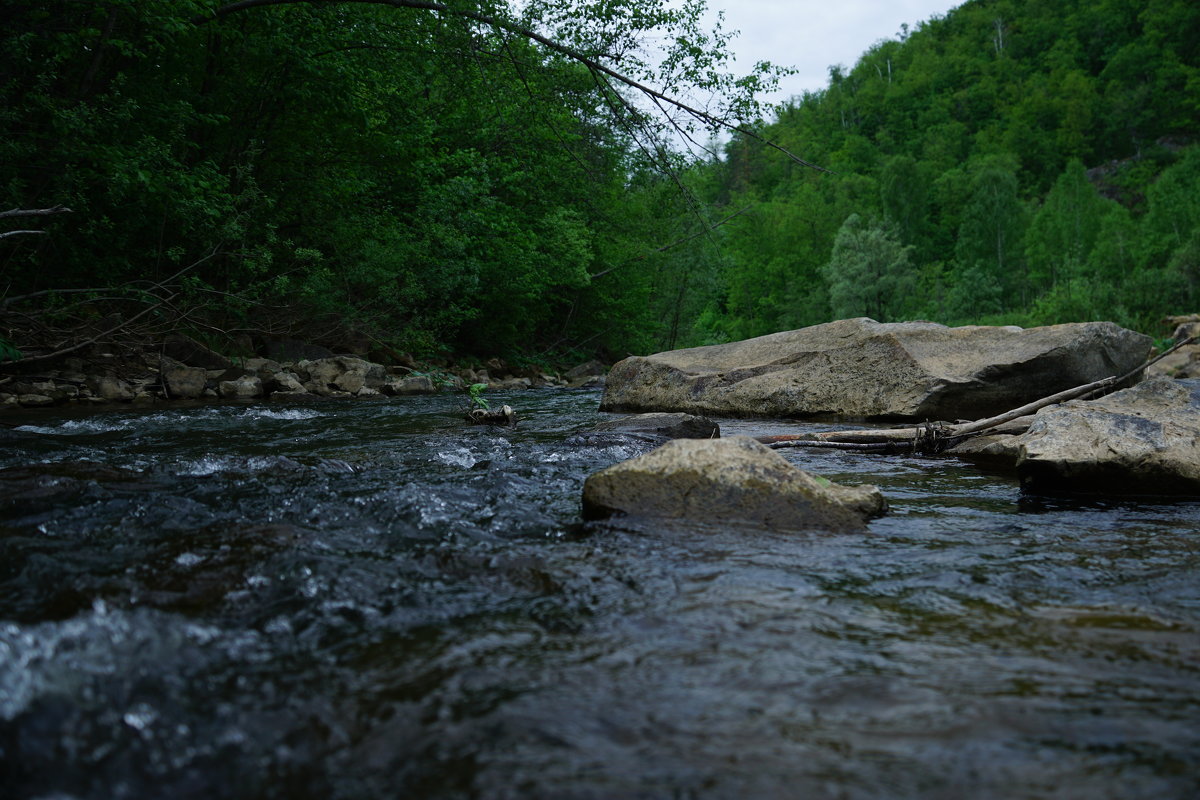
[1014,377,1200,495]
[162,362,208,399]
[297,357,387,394]
[218,375,263,399]
[601,318,1150,421]
[582,437,886,532]
[89,376,135,402]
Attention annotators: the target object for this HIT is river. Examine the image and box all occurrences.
[1,390,1198,799]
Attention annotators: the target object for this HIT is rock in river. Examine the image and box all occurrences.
[582,437,887,532]
[593,412,720,439]
[600,318,1151,421]
[1013,377,1200,496]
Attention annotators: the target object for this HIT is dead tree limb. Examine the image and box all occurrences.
[196,0,830,172]
[1,248,222,367]
[11,292,180,366]
[0,205,73,239]
[0,205,73,220]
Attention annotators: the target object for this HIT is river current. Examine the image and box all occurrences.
[1,390,1198,799]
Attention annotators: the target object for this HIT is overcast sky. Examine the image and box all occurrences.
[704,1,962,105]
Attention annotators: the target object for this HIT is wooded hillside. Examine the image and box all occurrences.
[2,0,1197,365]
[689,0,1199,346]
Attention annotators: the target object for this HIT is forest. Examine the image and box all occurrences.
[2,0,1198,367]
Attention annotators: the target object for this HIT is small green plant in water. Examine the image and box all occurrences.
[467,383,489,411]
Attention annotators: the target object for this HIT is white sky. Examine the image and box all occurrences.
[704,0,962,106]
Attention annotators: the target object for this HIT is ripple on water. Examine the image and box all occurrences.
[1,393,1199,798]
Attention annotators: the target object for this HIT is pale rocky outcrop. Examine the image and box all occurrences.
[17,394,55,408]
[243,357,283,375]
[1012,377,1200,495]
[1147,317,1200,379]
[600,318,1151,421]
[267,371,306,394]
[582,436,886,532]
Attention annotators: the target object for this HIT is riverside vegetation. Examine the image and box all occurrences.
[1,0,1199,372]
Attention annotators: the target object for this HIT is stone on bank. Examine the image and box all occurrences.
[582,437,887,532]
[600,317,1150,421]
[1014,377,1200,495]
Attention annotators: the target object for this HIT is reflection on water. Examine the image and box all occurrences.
[1,392,1198,799]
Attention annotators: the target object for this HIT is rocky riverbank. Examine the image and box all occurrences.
[0,337,609,412]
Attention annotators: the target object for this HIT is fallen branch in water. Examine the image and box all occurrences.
[757,335,1196,454]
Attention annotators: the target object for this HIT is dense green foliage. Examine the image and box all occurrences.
[686,0,1200,344]
[2,0,1198,364]
[0,0,779,361]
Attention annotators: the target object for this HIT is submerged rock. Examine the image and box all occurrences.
[601,318,1151,421]
[593,412,720,440]
[1013,377,1200,496]
[582,437,886,532]
[567,412,720,452]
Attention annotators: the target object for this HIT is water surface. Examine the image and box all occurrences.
[1,391,1198,798]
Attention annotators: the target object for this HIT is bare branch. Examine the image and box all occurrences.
[196,0,830,172]
[0,205,73,220]
[0,230,48,239]
[12,293,180,366]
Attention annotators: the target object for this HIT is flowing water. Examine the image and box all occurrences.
[1,390,1198,799]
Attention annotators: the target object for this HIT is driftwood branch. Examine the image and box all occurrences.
[758,335,1196,454]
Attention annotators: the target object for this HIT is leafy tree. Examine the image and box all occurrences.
[954,160,1027,310]
[820,214,915,321]
[1025,159,1104,292]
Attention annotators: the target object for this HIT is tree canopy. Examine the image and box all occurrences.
[0,0,787,361]
[691,0,1200,343]
[3,0,1199,366]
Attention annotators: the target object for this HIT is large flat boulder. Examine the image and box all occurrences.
[581,437,886,532]
[600,318,1151,421]
[1012,377,1200,495]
